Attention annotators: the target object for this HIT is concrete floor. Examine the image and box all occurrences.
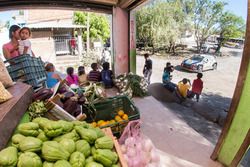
[133,96,223,167]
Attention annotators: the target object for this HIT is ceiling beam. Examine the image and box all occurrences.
[118,0,136,9]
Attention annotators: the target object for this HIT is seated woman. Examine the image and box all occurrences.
[78,66,88,86]
[66,67,79,86]
[101,62,113,88]
[45,63,62,88]
[162,66,176,92]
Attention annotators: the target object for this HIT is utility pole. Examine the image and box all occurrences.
[87,12,90,56]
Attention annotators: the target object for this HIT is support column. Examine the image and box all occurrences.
[112,7,129,75]
[77,29,83,57]
[129,10,136,74]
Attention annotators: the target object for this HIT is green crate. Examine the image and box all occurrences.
[87,96,140,138]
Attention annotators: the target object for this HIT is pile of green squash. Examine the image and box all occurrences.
[0,118,120,167]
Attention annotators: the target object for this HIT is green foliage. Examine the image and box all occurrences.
[74,12,110,43]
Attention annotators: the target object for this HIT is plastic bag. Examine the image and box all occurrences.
[119,120,160,167]
[0,58,13,88]
[0,81,12,103]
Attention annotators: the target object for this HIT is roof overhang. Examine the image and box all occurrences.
[0,0,147,13]
[26,23,86,29]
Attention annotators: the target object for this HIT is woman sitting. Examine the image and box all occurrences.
[45,63,62,88]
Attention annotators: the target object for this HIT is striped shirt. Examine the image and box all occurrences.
[88,70,101,82]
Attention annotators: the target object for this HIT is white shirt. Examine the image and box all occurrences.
[19,39,32,56]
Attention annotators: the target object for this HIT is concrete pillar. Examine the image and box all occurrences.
[77,29,83,57]
[112,7,129,75]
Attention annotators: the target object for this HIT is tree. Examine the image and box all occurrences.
[215,12,245,52]
[74,12,110,44]
[193,0,226,52]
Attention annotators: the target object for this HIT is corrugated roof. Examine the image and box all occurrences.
[26,22,86,29]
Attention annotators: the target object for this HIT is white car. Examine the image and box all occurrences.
[181,54,217,72]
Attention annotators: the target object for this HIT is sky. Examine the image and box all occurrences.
[0,0,248,24]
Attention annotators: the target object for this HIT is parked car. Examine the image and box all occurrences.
[181,54,217,72]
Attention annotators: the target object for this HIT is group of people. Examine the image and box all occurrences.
[162,62,204,102]
[45,62,114,89]
[2,25,35,60]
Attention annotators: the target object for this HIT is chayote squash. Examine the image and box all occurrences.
[72,121,90,128]
[95,136,113,149]
[112,164,121,167]
[58,120,74,133]
[93,149,118,167]
[43,161,54,167]
[11,134,26,148]
[18,122,39,137]
[32,117,50,128]
[53,130,80,142]
[37,130,49,142]
[0,146,18,167]
[85,161,104,167]
[53,160,71,167]
[91,147,97,156]
[75,126,97,144]
[89,127,105,138]
[75,140,91,157]
[69,151,85,167]
[85,156,94,164]
[17,152,42,167]
[42,141,70,162]
[19,137,42,152]
[42,121,63,138]
[59,139,76,154]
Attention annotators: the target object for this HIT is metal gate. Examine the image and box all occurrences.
[53,36,71,55]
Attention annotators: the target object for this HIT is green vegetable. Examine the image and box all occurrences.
[89,127,105,138]
[112,164,121,167]
[53,130,80,142]
[95,136,113,149]
[69,151,85,167]
[41,121,63,138]
[75,140,91,157]
[85,156,94,164]
[17,152,42,167]
[91,147,97,155]
[58,120,74,133]
[19,137,42,152]
[11,134,26,148]
[93,149,118,167]
[43,161,54,167]
[32,117,50,128]
[72,121,90,128]
[42,141,70,162]
[37,130,49,142]
[54,160,71,167]
[85,161,104,167]
[18,122,39,137]
[28,101,47,120]
[75,126,97,144]
[59,139,76,154]
[0,146,18,167]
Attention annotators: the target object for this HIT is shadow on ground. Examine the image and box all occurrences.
[148,83,233,144]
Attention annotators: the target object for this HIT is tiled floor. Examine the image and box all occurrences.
[134,96,223,167]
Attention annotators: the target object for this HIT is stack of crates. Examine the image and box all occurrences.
[5,54,47,88]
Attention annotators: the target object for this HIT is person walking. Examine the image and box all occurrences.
[143,53,152,84]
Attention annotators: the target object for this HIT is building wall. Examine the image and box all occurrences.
[26,9,73,24]
[30,30,56,63]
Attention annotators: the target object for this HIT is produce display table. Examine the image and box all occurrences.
[0,82,33,149]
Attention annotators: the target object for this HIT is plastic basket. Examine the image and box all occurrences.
[87,95,140,138]
[5,55,47,87]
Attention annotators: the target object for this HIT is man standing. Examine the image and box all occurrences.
[143,53,152,84]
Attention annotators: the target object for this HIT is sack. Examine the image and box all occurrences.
[0,58,13,88]
[119,120,161,167]
[0,81,12,103]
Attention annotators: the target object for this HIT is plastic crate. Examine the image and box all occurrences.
[5,55,47,87]
[86,96,140,138]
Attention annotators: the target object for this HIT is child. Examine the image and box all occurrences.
[78,66,87,86]
[88,63,101,82]
[18,27,35,57]
[143,53,152,84]
[45,63,62,88]
[101,62,113,88]
[66,67,79,86]
[177,78,191,99]
[190,73,203,102]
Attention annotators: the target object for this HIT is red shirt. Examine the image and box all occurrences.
[192,78,203,94]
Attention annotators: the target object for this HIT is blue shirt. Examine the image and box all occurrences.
[162,71,170,84]
[46,72,59,88]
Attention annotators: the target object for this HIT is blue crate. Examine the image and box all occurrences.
[5,55,47,87]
